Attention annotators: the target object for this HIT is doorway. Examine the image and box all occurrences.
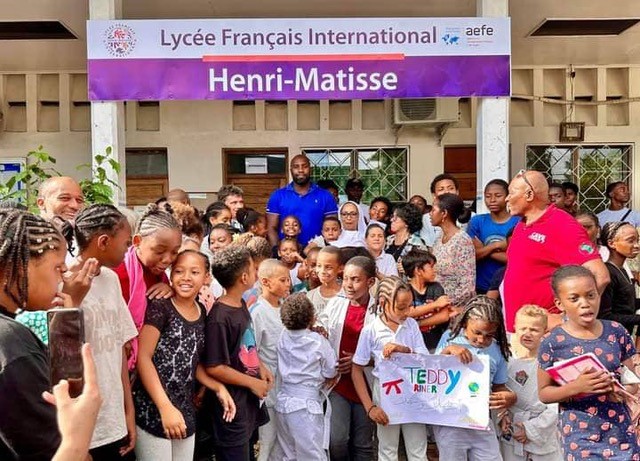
[223,149,288,213]
[443,146,476,202]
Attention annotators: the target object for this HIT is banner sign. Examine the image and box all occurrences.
[87,18,511,101]
[378,353,490,430]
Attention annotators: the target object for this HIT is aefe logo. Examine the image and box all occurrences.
[465,25,494,36]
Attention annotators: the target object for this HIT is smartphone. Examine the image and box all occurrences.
[47,308,85,398]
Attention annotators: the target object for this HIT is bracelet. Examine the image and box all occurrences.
[367,405,377,417]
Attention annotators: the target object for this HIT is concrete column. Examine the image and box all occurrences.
[89,0,126,206]
[475,0,509,213]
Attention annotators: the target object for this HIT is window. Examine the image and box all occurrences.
[302,147,408,203]
[526,144,632,213]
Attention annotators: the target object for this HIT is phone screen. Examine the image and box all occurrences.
[47,308,85,398]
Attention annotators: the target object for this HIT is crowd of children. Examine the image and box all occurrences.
[1,172,640,461]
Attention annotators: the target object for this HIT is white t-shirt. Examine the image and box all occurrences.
[353,316,428,379]
[307,287,336,317]
[79,266,138,449]
[250,297,284,407]
[597,207,640,228]
[374,252,399,277]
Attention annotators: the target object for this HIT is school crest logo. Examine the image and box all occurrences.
[579,243,595,255]
[514,369,528,386]
[103,24,137,57]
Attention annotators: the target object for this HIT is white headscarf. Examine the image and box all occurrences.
[333,201,367,248]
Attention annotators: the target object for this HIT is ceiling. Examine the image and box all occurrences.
[1,0,639,72]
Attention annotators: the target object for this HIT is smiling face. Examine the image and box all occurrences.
[224,194,244,220]
[385,288,413,325]
[554,275,600,328]
[369,200,389,223]
[171,252,207,301]
[135,228,182,275]
[38,177,86,222]
[209,228,233,252]
[340,203,360,231]
[463,319,498,349]
[609,224,640,260]
[316,251,342,285]
[281,216,301,238]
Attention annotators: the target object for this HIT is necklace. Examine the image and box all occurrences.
[609,262,633,285]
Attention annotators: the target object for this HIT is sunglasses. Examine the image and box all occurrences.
[516,169,534,192]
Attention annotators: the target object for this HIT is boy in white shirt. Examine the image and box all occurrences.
[250,259,292,461]
[269,293,338,461]
[497,305,562,461]
[307,246,343,317]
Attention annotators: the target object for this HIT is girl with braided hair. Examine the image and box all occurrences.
[599,221,640,334]
[352,276,429,461]
[433,295,515,461]
[113,203,182,370]
[67,204,139,460]
[0,209,98,459]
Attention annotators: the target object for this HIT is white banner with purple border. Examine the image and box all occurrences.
[378,353,491,429]
[87,18,511,101]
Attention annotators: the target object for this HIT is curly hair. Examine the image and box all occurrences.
[169,201,204,241]
[449,295,511,360]
[280,293,315,330]
[392,202,423,234]
[235,233,271,261]
[210,245,252,289]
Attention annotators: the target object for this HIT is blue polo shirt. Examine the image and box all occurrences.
[266,182,338,245]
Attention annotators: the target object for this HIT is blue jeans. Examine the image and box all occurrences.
[328,392,374,461]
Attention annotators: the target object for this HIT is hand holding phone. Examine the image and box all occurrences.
[48,308,85,398]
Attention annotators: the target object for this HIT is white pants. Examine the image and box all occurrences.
[269,409,327,461]
[433,422,502,461]
[135,426,195,461]
[258,407,277,461]
[372,379,428,461]
[500,442,563,461]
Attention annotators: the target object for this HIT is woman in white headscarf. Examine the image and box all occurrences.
[333,201,367,248]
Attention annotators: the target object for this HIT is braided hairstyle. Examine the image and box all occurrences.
[135,203,180,237]
[449,295,511,360]
[601,221,635,250]
[374,275,413,316]
[0,209,64,308]
[74,204,127,252]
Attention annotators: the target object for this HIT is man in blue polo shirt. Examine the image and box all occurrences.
[266,154,338,246]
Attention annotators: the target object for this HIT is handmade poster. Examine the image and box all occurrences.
[378,353,490,430]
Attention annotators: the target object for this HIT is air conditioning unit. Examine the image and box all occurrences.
[393,98,459,125]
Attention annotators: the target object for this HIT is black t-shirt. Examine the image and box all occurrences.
[411,283,448,352]
[599,262,640,334]
[133,298,206,438]
[203,300,265,447]
[0,310,60,460]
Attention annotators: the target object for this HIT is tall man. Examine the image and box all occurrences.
[597,181,640,228]
[266,155,338,246]
[37,176,85,222]
[503,170,609,332]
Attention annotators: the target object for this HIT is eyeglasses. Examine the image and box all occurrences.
[340,212,358,218]
[516,169,534,192]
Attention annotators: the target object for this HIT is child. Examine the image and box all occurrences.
[317,256,378,461]
[306,216,342,253]
[240,234,274,309]
[114,203,183,370]
[538,265,639,460]
[281,215,302,242]
[278,237,305,291]
[307,246,343,316]
[250,259,291,461]
[134,250,234,460]
[369,196,393,230]
[366,223,398,278]
[304,246,322,291]
[269,293,338,461]
[497,306,562,461]
[69,204,138,460]
[204,245,273,461]
[200,202,232,257]
[237,208,268,238]
[352,276,429,461]
[401,248,451,352]
[209,223,234,253]
[434,295,516,460]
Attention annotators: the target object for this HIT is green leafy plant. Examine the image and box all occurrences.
[0,146,60,212]
[77,146,122,204]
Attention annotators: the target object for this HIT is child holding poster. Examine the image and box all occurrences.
[498,305,562,461]
[434,295,515,461]
[538,265,639,460]
[352,276,430,461]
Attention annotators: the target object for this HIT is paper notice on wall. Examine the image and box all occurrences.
[378,353,490,430]
[245,157,268,174]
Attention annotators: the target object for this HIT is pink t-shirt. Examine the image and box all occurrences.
[503,205,599,332]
